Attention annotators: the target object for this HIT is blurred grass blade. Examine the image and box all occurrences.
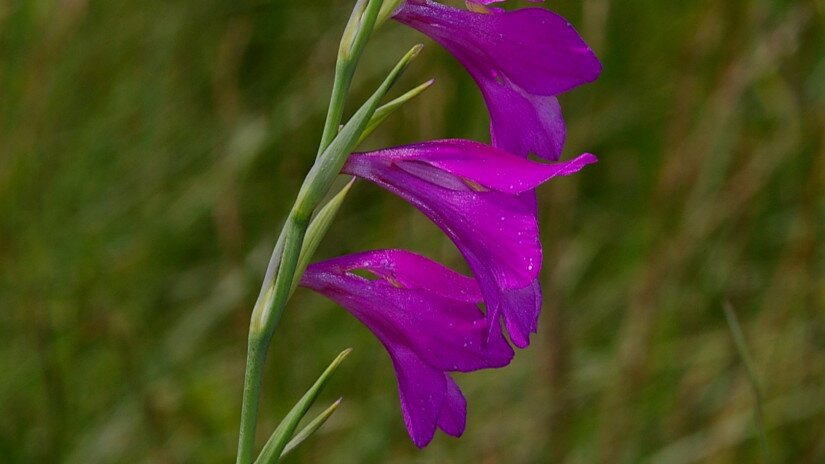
[358,79,435,144]
[280,398,343,458]
[723,302,770,463]
[290,180,356,296]
[253,349,352,464]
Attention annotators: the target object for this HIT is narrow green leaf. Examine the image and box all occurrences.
[359,79,435,144]
[253,349,352,464]
[377,0,405,26]
[293,43,423,221]
[280,398,343,458]
[290,179,355,296]
[724,302,770,463]
[252,44,422,337]
[318,0,385,157]
[338,0,369,61]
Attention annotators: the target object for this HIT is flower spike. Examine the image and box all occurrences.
[300,249,514,447]
[343,139,597,347]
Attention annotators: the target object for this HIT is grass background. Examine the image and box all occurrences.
[2,0,824,462]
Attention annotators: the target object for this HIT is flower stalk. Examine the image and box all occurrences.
[234,0,601,456]
[317,0,385,158]
[235,41,422,464]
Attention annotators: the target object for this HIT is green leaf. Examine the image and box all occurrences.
[280,398,343,458]
[339,0,382,61]
[253,349,352,464]
[290,179,355,296]
[377,0,406,26]
[359,79,435,145]
[292,43,423,221]
[251,44,422,336]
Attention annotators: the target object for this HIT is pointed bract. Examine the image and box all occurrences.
[300,249,513,447]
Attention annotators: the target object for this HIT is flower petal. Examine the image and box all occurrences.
[343,142,596,290]
[301,249,514,372]
[390,343,446,448]
[363,139,593,194]
[344,145,596,346]
[301,250,514,446]
[487,87,566,160]
[436,376,467,438]
[310,248,482,303]
[394,1,600,161]
[395,1,601,97]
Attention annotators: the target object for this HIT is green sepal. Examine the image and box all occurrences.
[280,398,343,458]
[250,44,421,337]
[339,0,382,61]
[292,43,422,222]
[319,0,385,156]
[359,79,435,145]
[377,0,405,26]
[290,179,355,296]
[253,349,352,464]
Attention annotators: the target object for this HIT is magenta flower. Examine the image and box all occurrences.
[393,0,601,161]
[300,249,514,447]
[466,0,543,8]
[342,139,596,347]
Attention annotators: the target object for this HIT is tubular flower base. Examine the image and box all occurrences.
[393,0,601,161]
[300,249,514,447]
[343,139,597,347]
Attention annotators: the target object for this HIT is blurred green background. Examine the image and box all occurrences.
[2,0,824,462]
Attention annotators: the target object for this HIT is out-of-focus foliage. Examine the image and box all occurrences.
[1,0,823,462]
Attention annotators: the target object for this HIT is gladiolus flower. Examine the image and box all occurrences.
[342,139,597,347]
[300,249,514,447]
[465,0,543,9]
[393,0,601,161]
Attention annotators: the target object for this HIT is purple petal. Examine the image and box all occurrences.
[467,0,543,5]
[362,139,589,194]
[301,250,515,446]
[436,376,467,438]
[389,344,447,448]
[302,250,514,371]
[395,1,600,97]
[501,279,542,348]
[310,248,482,303]
[344,141,595,289]
[394,1,600,161]
[487,87,566,161]
[343,143,596,347]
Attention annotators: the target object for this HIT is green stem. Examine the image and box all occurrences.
[316,0,384,157]
[234,42,420,464]
[317,61,356,158]
[236,336,267,464]
[236,215,306,464]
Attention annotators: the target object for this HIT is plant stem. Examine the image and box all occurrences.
[234,39,419,464]
[236,215,306,464]
[724,302,770,463]
[316,0,384,157]
[317,61,356,158]
[236,335,267,464]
